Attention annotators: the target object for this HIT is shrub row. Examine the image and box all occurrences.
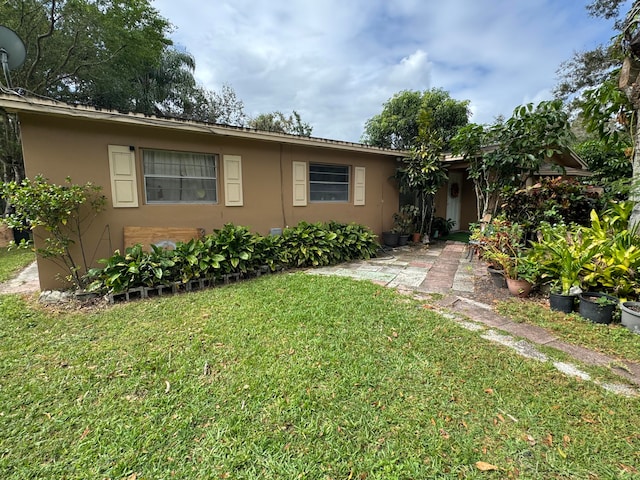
[86,221,379,294]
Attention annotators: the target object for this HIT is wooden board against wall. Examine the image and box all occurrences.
[124,226,205,250]
[0,224,13,248]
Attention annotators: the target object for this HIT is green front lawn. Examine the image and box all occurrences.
[1,273,638,479]
[0,247,34,283]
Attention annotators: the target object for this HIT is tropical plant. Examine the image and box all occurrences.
[500,177,601,233]
[392,209,415,235]
[327,222,378,262]
[431,217,455,237]
[451,100,574,222]
[1,175,105,289]
[470,216,524,259]
[394,137,449,236]
[86,243,175,293]
[530,222,601,295]
[482,249,539,282]
[208,224,258,274]
[86,221,379,293]
[581,202,640,299]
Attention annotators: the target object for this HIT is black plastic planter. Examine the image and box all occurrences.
[487,267,506,288]
[398,234,410,246]
[549,292,575,313]
[578,292,617,324]
[382,231,399,247]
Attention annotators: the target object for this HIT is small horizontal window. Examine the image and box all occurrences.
[309,163,349,202]
[143,149,217,204]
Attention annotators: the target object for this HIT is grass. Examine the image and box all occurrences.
[0,247,35,282]
[496,299,640,364]
[1,273,639,479]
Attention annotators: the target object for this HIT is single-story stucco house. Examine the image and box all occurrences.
[0,94,408,290]
[0,94,591,290]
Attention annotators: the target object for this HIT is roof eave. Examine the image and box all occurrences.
[0,94,405,157]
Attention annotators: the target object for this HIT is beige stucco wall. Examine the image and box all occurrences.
[18,112,399,290]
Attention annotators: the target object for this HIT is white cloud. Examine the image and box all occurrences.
[153,0,624,142]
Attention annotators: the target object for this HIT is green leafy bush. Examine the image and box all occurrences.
[500,177,600,234]
[529,222,601,295]
[1,175,106,289]
[86,221,379,293]
[529,201,640,300]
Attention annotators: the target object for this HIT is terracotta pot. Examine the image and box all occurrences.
[506,278,532,298]
[412,232,421,243]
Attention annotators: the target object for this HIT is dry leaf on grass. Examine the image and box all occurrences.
[475,461,498,471]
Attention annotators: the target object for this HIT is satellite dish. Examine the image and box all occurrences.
[0,26,26,89]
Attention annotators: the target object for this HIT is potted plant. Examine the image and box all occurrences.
[530,222,600,314]
[578,292,618,324]
[478,218,538,297]
[620,301,640,333]
[483,250,539,298]
[381,229,399,247]
[393,209,415,246]
[431,216,456,239]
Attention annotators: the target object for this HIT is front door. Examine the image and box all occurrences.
[445,171,462,231]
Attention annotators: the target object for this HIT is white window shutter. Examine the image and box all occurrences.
[108,145,138,208]
[354,166,365,206]
[292,161,307,206]
[224,154,243,206]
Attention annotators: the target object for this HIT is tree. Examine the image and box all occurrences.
[1,176,106,289]
[451,100,574,221]
[573,138,632,182]
[0,0,172,190]
[247,110,312,136]
[394,135,448,237]
[3,0,172,107]
[361,88,470,150]
[0,1,247,193]
[555,0,640,225]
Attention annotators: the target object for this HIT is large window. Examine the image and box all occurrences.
[143,149,217,204]
[309,163,350,202]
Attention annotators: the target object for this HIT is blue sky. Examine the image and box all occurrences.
[152,0,629,143]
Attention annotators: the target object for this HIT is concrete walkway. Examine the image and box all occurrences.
[0,261,40,295]
[2,243,640,395]
[310,241,640,396]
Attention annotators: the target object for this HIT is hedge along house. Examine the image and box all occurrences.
[430,148,592,232]
[0,94,404,291]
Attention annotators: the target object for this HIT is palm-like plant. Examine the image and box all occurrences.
[530,222,600,295]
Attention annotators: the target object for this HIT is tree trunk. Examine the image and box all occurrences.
[620,56,640,229]
[631,112,640,228]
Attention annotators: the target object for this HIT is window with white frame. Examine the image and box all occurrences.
[143,149,217,203]
[309,163,350,202]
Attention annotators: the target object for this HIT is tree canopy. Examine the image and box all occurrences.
[554,0,640,225]
[451,100,574,220]
[247,110,312,136]
[0,0,248,195]
[361,88,470,150]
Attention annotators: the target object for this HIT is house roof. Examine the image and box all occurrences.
[442,145,591,176]
[0,94,404,157]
